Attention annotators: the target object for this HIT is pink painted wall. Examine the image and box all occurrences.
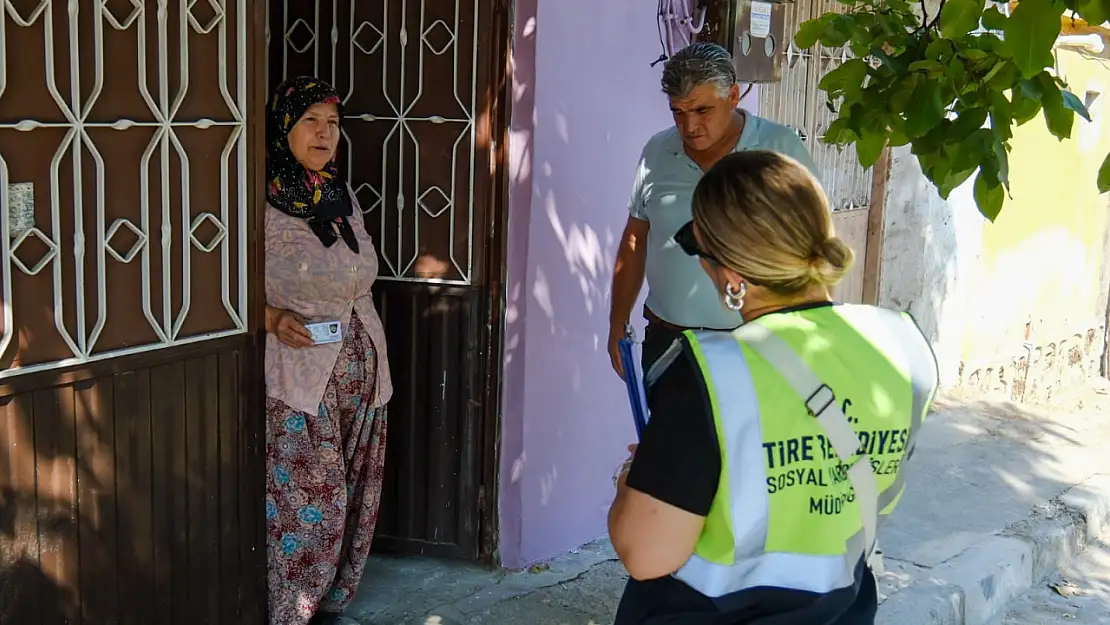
[497,0,673,568]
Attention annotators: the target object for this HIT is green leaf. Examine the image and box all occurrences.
[959,49,990,62]
[819,58,870,101]
[1019,77,1045,100]
[870,46,908,75]
[978,33,1012,59]
[822,15,855,47]
[981,6,1009,30]
[1098,151,1110,193]
[1042,86,1075,139]
[888,74,921,114]
[993,138,1010,188]
[974,170,1005,221]
[904,79,947,138]
[1011,87,1044,124]
[909,59,944,73]
[980,59,1010,88]
[915,120,954,154]
[989,92,1014,141]
[1005,0,1066,78]
[1078,0,1110,26]
[947,128,993,173]
[948,108,989,140]
[857,127,888,168]
[824,117,858,144]
[926,39,956,61]
[795,16,832,49]
[1062,89,1092,122]
[948,57,970,92]
[940,167,978,197]
[986,61,1019,91]
[889,126,911,147]
[940,0,987,39]
[919,152,954,191]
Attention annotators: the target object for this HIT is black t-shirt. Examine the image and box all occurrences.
[618,304,878,625]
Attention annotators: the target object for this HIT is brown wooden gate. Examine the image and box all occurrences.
[0,1,269,624]
[266,0,510,561]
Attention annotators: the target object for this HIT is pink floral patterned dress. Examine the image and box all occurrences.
[264,198,393,625]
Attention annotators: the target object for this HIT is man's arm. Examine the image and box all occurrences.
[607,215,650,378]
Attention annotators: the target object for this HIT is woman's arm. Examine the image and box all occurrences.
[608,471,707,580]
[607,338,721,580]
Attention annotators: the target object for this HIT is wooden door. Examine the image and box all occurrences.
[0,1,268,624]
[756,0,888,304]
[266,0,509,560]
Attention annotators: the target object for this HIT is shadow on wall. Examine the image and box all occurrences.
[497,0,673,567]
[498,0,540,565]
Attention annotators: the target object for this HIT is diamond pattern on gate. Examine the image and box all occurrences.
[422,20,456,56]
[0,0,250,377]
[189,213,228,253]
[355,184,383,214]
[105,218,148,264]
[9,227,57,276]
[274,0,481,284]
[418,187,452,219]
[353,22,384,56]
[4,0,49,27]
[102,0,143,31]
[286,19,316,54]
[187,0,226,35]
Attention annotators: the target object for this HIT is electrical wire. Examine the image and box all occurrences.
[653,0,708,66]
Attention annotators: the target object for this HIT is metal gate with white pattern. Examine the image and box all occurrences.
[0,1,269,623]
[758,0,885,303]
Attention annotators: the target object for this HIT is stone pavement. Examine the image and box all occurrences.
[347,381,1110,625]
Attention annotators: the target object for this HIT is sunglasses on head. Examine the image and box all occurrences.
[674,220,723,265]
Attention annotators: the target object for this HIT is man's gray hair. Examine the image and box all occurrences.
[660,43,737,99]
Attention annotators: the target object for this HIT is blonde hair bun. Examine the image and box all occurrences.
[808,237,855,286]
[692,150,856,294]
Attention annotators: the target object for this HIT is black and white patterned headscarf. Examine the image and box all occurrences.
[266,76,359,253]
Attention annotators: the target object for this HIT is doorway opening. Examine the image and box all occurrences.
[264,0,512,563]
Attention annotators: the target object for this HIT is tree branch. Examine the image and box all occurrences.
[927,0,947,30]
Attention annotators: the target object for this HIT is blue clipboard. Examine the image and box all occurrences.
[618,325,650,440]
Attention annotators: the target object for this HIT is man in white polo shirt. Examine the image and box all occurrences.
[607,42,820,378]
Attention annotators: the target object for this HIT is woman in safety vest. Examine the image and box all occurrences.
[607,150,939,624]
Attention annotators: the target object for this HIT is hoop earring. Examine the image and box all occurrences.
[724,281,746,311]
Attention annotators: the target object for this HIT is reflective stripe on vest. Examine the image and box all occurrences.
[672,304,938,599]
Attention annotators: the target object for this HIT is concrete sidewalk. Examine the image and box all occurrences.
[874,389,1110,624]
[348,381,1110,625]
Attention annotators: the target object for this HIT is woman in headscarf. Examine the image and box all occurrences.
[263,76,392,625]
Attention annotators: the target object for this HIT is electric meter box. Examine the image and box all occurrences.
[697,0,788,83]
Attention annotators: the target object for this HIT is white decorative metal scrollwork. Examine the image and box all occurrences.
[269,0,479,285]
[759,0,874,213]
[0,0,249,377]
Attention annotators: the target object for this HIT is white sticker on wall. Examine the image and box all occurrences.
[6,182,33,239]
[751,1,772,39]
